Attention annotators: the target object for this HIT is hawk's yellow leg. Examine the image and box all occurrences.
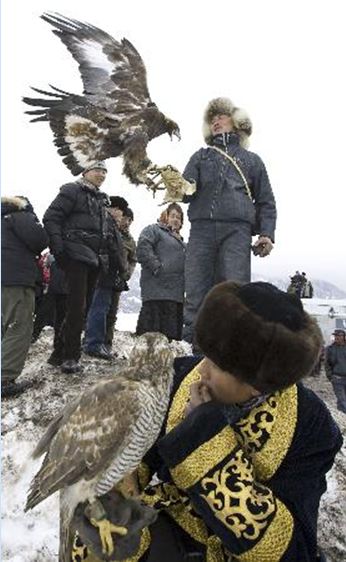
[90,517,128,555]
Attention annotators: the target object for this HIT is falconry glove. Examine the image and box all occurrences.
[160,166,196,203]
[146,165,196,202]
[72,490,157,561]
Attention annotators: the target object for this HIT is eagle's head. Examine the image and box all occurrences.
[165,118,181,141]
[128,332,174,379]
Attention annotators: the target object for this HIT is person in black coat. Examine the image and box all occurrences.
[43,161,109,373]
[1,196,48,397]
[84,196,128,359]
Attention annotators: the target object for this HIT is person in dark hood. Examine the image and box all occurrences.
[83,195,128,359]
[157,97,277,345]
[104,206,137,352]
[43,161,109,373]
[1,195,48,397]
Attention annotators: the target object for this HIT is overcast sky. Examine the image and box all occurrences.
[2,0,346,289]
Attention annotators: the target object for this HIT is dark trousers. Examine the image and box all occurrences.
[105,290,121,347]
[331,375,346,413]
[183,220,251,343]
[52,294,67,354]
[58,260,99,361]
[32,293,55,341]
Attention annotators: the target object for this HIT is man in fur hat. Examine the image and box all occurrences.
[72,282,341,562]
[159,97,277,344]
[43,161,110,372]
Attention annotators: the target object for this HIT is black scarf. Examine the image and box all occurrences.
[221,393,270,426]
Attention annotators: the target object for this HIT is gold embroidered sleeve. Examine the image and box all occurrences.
[174,445,293,560]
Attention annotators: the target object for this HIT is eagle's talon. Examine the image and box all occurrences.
[90,517,128,555]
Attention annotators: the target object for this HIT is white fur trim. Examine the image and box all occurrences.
[1,196,28,210]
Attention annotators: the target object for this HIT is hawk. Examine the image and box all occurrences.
[22,13,180,190]
[25,332,174,562]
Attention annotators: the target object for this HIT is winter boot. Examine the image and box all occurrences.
[61,359,82,374]
[84,345,113,361]
[47,350,63,367]
[1,380,33,399]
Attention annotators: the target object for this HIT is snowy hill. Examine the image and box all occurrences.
[120,268,346,316]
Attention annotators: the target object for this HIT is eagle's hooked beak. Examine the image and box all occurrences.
[170,128,181,141]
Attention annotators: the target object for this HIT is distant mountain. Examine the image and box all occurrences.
[252,274,346,299]
[119,268,346,314]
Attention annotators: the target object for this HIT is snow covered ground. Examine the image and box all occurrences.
[1,319,191,562]
[1,313,345,562]
[115,312,138,333]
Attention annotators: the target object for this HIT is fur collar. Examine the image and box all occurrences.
[1,196,28,212]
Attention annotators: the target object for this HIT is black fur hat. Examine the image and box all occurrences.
[109,196,128,212]
[123,207,134,220]
[195,281,322,393]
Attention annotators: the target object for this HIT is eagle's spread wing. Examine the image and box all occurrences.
[23,13,180,183]
[25,375,146,511]
[40,13,151,107]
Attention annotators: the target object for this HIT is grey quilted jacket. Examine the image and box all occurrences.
[137,223,186,303]
[183,133,277,241]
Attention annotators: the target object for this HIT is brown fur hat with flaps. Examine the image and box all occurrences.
[195,281,322,393]
[203,97,253,148]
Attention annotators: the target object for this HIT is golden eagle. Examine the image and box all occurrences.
[23,13,180,188]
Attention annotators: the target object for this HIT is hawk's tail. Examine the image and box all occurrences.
[59,492,76,562]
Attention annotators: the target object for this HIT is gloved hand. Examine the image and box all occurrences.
[159,166,196,203]
[252,236,274,258]
[72,490,157,561]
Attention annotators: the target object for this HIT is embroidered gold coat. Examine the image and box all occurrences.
[75,356,342,562]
